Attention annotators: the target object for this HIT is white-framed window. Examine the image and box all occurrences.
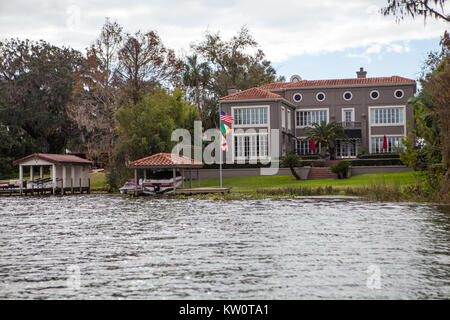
[370,90,380,100]
[287,109,291,130]
[341,108,355,123]
[234,133,268,159]
[296,109,328,127]
[293,93,302,102]
[394,89,404,99]
[233,106,268,126]
[369,106,404,125]
[343,91,353,101]
[370,136,403,153]
[316,92,326,102]
[296,138,320,155]
[281,106,285,129]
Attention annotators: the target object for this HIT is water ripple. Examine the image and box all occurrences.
[0,195,449,299]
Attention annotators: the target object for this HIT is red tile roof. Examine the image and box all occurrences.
[13,153,92,166]
[219,87,282,101]
[277,76,415,89]
[220,76,415,101]
[129,153,204,168]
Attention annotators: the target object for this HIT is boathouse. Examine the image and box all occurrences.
[128,153,204,193]
[12,153,92,195]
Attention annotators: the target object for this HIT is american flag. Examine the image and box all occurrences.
[220,110,234,124]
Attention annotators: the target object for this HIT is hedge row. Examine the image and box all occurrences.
[201,158,403,169]
[359,153,400,159]
[299,155,321,160]
[202,163,272,169]
[350,158,403,166]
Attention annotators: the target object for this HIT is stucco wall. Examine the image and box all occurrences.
[191,166,410,181]
[194,167,310,180]
[350,165,412,176]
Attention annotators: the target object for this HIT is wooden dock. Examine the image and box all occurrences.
[0,186,90,196]
[126,187,231,196]
[175,187,231,195]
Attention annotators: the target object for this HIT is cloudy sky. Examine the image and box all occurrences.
[0,0,448,81]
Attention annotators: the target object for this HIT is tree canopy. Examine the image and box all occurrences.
[107,89,199,188]
[381,0,449,22]
[0,38,82,177]
[189,26,284,128]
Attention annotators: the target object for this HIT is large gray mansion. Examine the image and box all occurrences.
[219,68,416,161]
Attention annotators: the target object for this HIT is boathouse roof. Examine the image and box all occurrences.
[128,153,204,169]
[13,153,92,166]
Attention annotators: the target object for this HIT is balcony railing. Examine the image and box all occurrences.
[336,121,362,128]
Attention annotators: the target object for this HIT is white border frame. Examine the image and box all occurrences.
[293,92,302,102]
[368,105,406,127]
[232,131,270,162]
[370,90,380,100]
[295,108,330,128]
[368,105,407,154]
[281,106,286,129]
[231,105,271,128]
[295,136,321,155]
[343,91,353,101]
[369,134,405,154]
[316,92,326,102]
[287,109,291,131]
[394,89,404,99]
[341,107,355,122]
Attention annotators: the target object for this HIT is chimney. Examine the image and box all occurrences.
[356,67,367,78]
[227,88,238,95]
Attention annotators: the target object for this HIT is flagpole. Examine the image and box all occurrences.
[219,104,223,187]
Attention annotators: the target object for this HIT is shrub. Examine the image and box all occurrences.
[281,153,302,180]
[357,146,367,156]
[330,160,351,179]
[299,155,321,160]
[350,158,403,166]
[359,153,400,159]
[298,160,326,167]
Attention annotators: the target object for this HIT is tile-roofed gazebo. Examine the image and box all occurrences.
[127,153,204,194]
[128,153,203,169]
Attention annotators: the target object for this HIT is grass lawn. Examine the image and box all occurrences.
[5,171,416,194]
[89,171,109,191]
[186,171,416,193]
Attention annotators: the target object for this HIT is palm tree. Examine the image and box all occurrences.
[305,121,348,160]
[182,55,211,110]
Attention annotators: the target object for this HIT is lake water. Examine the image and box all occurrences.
[0,195,448,299]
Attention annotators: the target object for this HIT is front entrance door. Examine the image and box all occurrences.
[336,139,359,158]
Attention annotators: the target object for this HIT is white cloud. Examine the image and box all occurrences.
[366,44,382,54]
[0,0,447,62]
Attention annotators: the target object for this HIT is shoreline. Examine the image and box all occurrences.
[2,191,450,206]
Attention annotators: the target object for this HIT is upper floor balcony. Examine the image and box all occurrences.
[336,121,362,129]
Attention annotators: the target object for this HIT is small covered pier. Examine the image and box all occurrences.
[2,153,93,196]
[128,153,231,196]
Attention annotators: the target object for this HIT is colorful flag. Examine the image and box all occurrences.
[221,122,231,136]
[220,110,234,124]
[221,135,228,152]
